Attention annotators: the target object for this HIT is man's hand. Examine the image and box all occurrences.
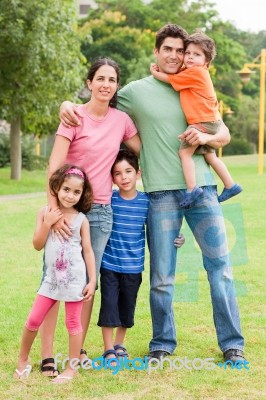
[179,122,230,149]
[59,101,83,128]
[178,127,209,147]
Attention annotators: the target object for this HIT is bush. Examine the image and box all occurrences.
[0,134,48,170]
[0,134,10,167]
[223,137,254,156]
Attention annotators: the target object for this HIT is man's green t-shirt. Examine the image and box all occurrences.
[118,76,216,192]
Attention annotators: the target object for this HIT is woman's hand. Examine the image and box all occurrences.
[83,282,96,302]
[51,216,73,241]
[59,101,83,128]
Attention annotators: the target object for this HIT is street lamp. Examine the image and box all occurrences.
[238,49,266,175]
[218,100,234,157]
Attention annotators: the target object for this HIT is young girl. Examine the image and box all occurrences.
[14,164,96,384]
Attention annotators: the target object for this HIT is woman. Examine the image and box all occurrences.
[40,57,141,379]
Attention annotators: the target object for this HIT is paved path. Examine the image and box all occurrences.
[0,192,46,202]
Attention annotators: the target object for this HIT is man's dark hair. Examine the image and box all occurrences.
[155,24,188,50]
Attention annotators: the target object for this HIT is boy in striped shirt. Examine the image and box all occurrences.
[97,149,184,363]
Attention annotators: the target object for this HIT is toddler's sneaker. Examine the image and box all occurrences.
[218,184,243,202]
[180,186,203,208]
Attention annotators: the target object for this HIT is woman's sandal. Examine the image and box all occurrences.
[114,344,129,358]
[40,358,59,377]
[51,375,73,385]
[14,364,32,380]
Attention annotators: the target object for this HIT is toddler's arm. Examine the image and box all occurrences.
[150,63,170,84]
[33,206,63,250]
[80,219,96,301]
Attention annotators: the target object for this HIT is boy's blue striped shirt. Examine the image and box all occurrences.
[101,190,149,273]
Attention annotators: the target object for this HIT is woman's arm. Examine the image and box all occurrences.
[80,219,96,302]
[179,120,230,150]
[124,133,142,157]
[47,135,73,238]
[33,207,63,250]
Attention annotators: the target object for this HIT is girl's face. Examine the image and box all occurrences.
[184,43,207,68]
[86,65,118,104]
[57,176,84,209]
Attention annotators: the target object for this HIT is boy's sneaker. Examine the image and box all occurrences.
[218,183,243,202]
[180,186,203,208]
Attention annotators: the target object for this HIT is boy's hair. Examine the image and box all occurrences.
[49,164,93,213]
[111,149,139,175]
[185,30,216,65]
[155,24,188,50]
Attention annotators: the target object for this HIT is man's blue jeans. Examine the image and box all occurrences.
[147,186,244,354]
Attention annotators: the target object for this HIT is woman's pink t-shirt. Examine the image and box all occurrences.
[56,104,137,204]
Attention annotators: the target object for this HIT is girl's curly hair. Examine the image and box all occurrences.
[49,164,93,213]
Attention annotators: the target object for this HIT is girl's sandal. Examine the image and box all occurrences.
[14,364,32,380]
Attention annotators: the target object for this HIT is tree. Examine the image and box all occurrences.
[0,0,86,179]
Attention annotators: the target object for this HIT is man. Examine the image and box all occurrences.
[60,24,245,363]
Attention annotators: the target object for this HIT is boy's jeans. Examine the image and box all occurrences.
[147,186,244,354]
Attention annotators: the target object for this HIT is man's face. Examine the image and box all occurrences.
[154,37,184,74]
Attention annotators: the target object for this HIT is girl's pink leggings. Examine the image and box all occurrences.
[26,294,83,335]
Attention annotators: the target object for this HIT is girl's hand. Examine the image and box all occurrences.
[44,207,63,227]
[82,282,96,302]
[174,232,185,248]
[51,216,73,242]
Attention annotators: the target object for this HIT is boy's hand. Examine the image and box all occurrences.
[150,63,159,75]
[174,232,185,248]
[44,207,63,227]
[83,282,96,302]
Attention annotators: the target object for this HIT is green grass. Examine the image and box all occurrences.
[0,155,266,399]
[0,167,46,195]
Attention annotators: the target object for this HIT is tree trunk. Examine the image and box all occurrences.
[10,116,21,180]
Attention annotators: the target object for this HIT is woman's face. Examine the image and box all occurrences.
[87,65,118,104]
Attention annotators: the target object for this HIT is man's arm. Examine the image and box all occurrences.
[59,101,82,127]
[124,134,142,157]
[179,121,230,149]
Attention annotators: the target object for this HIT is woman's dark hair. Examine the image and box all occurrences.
[87,57,120,108]
[49,164,93,213]
[155,24,188,50]
[111,149,139,176]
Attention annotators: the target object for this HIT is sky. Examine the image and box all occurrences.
[213,0,265,33]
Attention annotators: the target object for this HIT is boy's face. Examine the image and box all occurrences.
[184,43,207,68]
[154,37,185,74]
[112,159,140,197]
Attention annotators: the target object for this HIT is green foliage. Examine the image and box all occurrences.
[223,137,253,156]
[0,0,86,134]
